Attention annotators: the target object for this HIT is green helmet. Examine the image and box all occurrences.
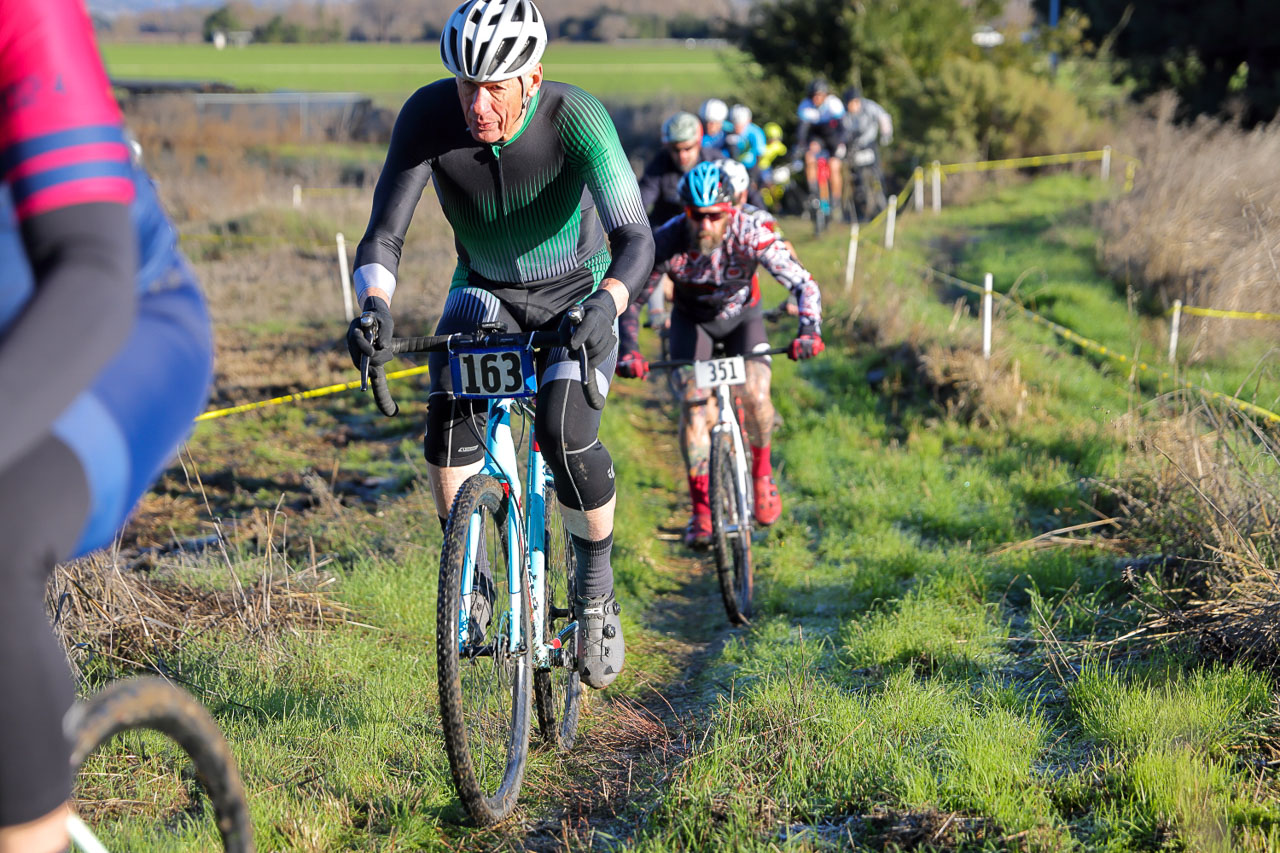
[662,111,703,145]
[764,121,783,142]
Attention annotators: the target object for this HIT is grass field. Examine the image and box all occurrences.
[59,168,1280,850]
[100,42,746,105]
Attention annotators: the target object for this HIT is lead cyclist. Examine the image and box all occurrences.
[346,0,654,690]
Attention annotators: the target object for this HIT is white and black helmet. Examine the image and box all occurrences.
[440,0,548,83]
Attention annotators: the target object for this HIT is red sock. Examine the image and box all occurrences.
[750,445,772,479]
[688,474,710,515]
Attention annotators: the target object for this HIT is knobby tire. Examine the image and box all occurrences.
[710,430,753,625]
[437,474,532,825]
[68,676,254,852]
[533,484,582,751]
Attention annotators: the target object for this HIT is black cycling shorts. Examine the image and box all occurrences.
[425,275,618,513]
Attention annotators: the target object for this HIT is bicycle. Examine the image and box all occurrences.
[845,144,888,223]
[66,676,253,852]
[360,308,599,825]
[649,344,788,626]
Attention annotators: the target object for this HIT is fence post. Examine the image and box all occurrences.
[844,219,860,296]
[1101,145,1112,182]
[885,195,897,250]
[336,232,354,323]
[931,161,942,214]
[914,167,924,212]
[292,183,302,209]
[1168,298,1182,364]
[982,273,993,360]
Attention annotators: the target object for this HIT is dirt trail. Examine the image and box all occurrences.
[514,384,748,851]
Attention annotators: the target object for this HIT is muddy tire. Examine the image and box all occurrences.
[68,676,253,852]
[533,484,582,751]
[711,430,753,626]
[437,474,532,825]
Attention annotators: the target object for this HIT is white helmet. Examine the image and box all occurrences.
[717,158,750,197]
[700,98,728,124]
[729,104,752,127]
[440,0,548,83]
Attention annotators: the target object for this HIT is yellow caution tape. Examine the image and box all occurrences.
[1174,305,1280,323]
[938,149,1107,175]
[194,364,430,422]
[878,252,1280,425]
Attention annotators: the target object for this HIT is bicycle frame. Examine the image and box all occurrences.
[709,383,752,538]
[456,396,571,671]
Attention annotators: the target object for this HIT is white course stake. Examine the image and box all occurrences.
[931,161,942,214]
[1168,298,1182,364]
[914,167,924,212]
[336,232,354,323]
[292,183,302,209]
[1101,145,1112,182]
[982,273,993,360]
[885,195,897,250]
[843,219,860,296]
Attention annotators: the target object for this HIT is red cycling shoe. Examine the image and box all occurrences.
[684,511,713,548]
[753,475,782,526]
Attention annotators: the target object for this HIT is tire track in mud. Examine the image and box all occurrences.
[510,382,749,851]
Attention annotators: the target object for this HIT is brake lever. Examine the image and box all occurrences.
[358,312,377,391]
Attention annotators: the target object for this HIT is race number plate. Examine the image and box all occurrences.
[694,356,747,389]
[450,348,536,399]
[853,148,877,167]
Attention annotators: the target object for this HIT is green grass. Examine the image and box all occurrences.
[70,171,1280,850]
[100,42,746,105]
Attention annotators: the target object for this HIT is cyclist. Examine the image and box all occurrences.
[844,86,893,146]
[700,98,730,157]
[347,0,654,691]
[724,104,767,171]
[840,86,889,221]
[639,111,720,228]
[757,122,791,211]
[0,0,214,848]
[796,78,847,218]
[616,162,823,546]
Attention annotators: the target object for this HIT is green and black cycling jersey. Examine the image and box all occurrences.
[354,79,653,299]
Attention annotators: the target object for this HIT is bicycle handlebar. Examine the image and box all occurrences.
[359,307,606,417]
[649,345,791,371]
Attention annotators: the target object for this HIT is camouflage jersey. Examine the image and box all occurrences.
[353,80,652,302]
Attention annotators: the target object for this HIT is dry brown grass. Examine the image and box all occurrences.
[1101,93,1280,358]
[1108,400,1280,670]
[48,510,354,677]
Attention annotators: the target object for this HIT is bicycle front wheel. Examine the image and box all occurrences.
[68,676,253,852]
[533,486,582,751]
[437,474,532,825]
[710,430,754,625]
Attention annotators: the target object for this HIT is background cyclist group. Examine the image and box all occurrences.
[1,0,850,846]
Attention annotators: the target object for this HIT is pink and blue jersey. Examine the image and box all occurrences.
[1,0,212,555]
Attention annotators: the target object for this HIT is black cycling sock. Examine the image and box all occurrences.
[571,533,613,600]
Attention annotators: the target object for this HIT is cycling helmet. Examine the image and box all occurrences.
[700,98,728,124]
[661,111,703,145]
[717,158,750,197]
[728,104,752,127]
[440,0,547,83]
[843,85,862,102]
[807,78,830,98]
[764,121,783,142]
[679,161,733,208]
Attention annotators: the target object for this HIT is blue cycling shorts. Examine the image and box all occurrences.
[51,256,213,556]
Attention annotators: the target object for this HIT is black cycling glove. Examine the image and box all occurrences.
[560,289,617,367]
[346,295,395,370]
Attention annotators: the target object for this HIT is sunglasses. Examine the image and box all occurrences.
[685,206,731,223]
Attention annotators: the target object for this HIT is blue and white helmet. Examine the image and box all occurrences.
[679,161,733,208]
[717,158,750,198]
[440,0,547,83]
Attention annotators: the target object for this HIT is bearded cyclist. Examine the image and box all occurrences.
[347,0,654,691]
[0,0,214,848]
[616,162,823,546]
